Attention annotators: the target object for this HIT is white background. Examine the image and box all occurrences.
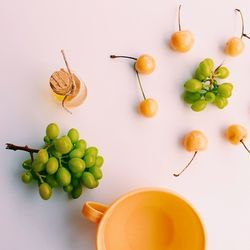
[1,0,250,249]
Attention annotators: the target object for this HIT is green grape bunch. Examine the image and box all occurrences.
[6,123,104,200]
[182,58,234,112]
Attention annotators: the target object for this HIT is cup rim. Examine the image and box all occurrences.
[96,187,206,250]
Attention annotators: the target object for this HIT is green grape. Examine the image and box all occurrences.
[223,83,233,91]
[183,91,201,104]
[72,172,83,178]
[46,157,59,175]
[194,68,206,81]
[46,123,59,140]
[37,149,49,164]
[39,183,52,200]
[84,155,96,168]
[184,79,202,93]
[50,147,62,158]
[32,159,45,172]
[216,66,229,79]
[88,166,103,180]
[54,136,73,154]
[205,92,216,102]
[22,159,32,170]
[71,177,80,187]
[43,136,50,144]
[68,158,85,174]
[45,175,58,188]
[21,171,33,184]
[203,58,214,69]
[69,149,84,159]
[56,167,71,186]
[95,156,104,168]
[191,100,207,112]
[81,172,98,189]
[75,139,87,151]
[213,96,228,109]
[63,184,73,193]
[85,147,98,157]
[67,128,79,144]
[199,61,211,77]
[218,83,232,98]
[71,185,83,199]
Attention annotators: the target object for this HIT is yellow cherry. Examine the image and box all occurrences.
[134,55,155,74]
[183,130,208,152]
[139,98,158,118]
[224,37,245,56]
[224,9,250,57]
[170,5,194,53]
[225,125,250,153]
[174,130,208,177]
[225,124,247,144]
[170,31,194,53]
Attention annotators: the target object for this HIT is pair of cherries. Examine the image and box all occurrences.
[110,54,158,118]
[174,125,250,177]
[170,6,250,56]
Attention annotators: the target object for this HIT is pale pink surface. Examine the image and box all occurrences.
[1,0,250,250]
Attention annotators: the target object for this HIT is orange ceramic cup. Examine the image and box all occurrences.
[82,188,205,250]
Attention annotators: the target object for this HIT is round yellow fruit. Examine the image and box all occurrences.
[224,37,245,57]
[135,55,156,75]
[183,130,208,152]
[170,31,194,52]
[139,98,158,118]
[225,125,247,144]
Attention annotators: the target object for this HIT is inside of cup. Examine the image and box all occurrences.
[97,190,205,250]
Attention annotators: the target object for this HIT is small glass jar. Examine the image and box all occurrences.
[51,69,87,109]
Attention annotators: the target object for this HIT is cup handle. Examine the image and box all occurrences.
[82,202,109,224]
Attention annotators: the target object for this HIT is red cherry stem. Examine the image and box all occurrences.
[173,151,197,177]
[178,5,182,31]
[5,143,39,161]
[110,54,147,100]
[240,140,250,154]
[235,9,250,40]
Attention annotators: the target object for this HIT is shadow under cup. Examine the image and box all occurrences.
[83,189,205,250]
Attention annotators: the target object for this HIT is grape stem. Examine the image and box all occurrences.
[110,54,147,100]
[235,9,250,39]
[35,172,44,184]
[6,143,39,161]
[178,5,182,31]
[208,62,224,90]
[240,140,250,154]
[173,151,197,177]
